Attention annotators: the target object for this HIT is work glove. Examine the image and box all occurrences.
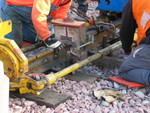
[44,36,64,51]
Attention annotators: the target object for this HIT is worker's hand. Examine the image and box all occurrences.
[44,36,64,51]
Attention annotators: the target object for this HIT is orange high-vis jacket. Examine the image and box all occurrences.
[6,0,72,41]
[132,0,150,45]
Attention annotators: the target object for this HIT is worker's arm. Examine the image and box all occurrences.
[50,0,72,19]
[32,0,51,41]
[119,0,137,54]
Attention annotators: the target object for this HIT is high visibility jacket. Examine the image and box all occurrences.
[6,0,72,41]
[132,0,150,45]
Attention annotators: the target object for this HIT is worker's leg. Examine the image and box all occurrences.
[12,5,37,43]
[22,24,37,43]
[2,5,37,47]
[120,69,150,86]
[9,5,37,44]
[0,0,7,18]
[2,5,23,47]
[21,11,37,43]
[76,0,88,14]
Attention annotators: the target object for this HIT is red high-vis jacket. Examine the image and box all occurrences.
[6,0,72,41]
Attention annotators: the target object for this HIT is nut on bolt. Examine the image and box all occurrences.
[19,69,23,72]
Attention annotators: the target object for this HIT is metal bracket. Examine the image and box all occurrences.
[0,19,12,38]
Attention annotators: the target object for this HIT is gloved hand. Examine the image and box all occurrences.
[44,36,64,51]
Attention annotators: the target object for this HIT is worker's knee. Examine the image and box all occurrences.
[2,5,18,21]
[120,69,150,86]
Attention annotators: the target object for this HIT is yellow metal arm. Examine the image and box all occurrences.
[0,19,12,38]
[10,75,46,95]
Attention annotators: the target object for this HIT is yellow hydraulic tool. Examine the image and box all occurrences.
[0,19,28,80]
[0,19,37,94]
[0,18,121,95]
[0,18,12,38]
[10,41,121,95]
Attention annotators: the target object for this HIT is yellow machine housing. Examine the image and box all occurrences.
[0,19,28,81]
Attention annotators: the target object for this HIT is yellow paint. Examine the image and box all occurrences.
[132,29,138,48]
[0,19,12,38]
[0,19,28,79]
[0,38,28,79]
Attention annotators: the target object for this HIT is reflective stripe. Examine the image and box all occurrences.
[133,47,143,58]
[140,11,150,29]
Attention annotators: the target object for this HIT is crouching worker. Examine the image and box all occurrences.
[1,0,72,49]
[119,0,150,86]
[119,37,150,86]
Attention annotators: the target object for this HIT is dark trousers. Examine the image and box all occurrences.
[120,69,150,86]
[77,0,88,14]
[1,5,37,47]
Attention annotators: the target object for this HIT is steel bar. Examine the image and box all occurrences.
[21,42,43,53]
[45,41,122,85]
[70,5,90,20]
[27,48,54,62]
